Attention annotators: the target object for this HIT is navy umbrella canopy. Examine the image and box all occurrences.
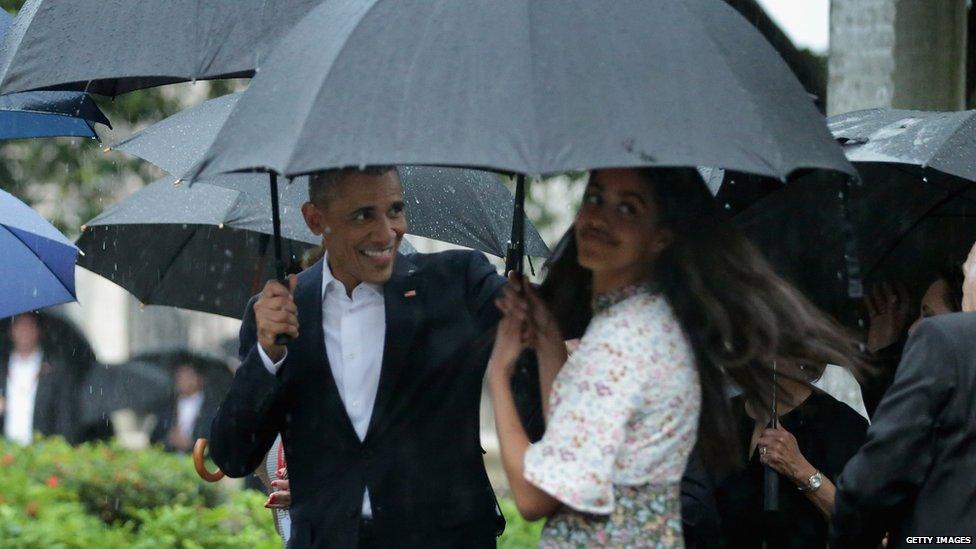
[0,0,323,97]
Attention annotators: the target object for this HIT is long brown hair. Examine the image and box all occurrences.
[539,168,865,471]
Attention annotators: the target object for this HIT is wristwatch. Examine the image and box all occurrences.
[797,471,823,492]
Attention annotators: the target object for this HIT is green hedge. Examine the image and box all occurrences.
[0,437,542,548]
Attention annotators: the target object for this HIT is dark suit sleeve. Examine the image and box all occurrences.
[831,320,956,547]
[208,297,286,477]
[464,251,506,330]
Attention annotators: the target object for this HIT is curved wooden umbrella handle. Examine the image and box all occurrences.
[193,438,225,482]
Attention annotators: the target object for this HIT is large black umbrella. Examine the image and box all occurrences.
[736,109,976,326]
[0,0,323,97]
[192,0,852,273]
[110,92,549,259]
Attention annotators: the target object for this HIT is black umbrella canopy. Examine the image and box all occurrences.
[76,174,323,318]
[0,0,324,97]
[110,92,548,258]
[829,108,976,182]
[735,165,976,327]
[78,360,173,427]
[194,0,853,180]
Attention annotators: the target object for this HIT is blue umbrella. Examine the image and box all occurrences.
[0,9,110,139]
[0,188,78,318]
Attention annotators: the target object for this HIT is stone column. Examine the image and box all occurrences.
[828,0,967,115]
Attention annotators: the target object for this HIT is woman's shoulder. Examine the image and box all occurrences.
[805,390,869,432]
[583,292,692,369]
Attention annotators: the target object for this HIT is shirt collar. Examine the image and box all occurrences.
[9,350,42,369]
[320,252,383,300]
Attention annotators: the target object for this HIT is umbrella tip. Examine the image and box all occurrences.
[173,178,183,187]
[218,223,224,229]
[102,146,111,153]
[80,224,87,232]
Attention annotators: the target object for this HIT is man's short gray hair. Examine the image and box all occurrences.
[308,166,398,206]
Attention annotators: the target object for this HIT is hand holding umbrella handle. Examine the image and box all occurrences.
[193,438,225,482]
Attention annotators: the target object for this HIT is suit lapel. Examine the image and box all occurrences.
[293,259,361,446]
[365,254,420,442]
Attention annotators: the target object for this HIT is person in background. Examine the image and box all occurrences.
[152,358,218,453]
[0,314,77,445]
[701,361,868,548]
[861,266,964,415]
[831,244,976,547]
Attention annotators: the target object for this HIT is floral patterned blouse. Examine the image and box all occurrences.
[524,285,700,545]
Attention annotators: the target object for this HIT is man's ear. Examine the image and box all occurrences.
[302,202,325,236]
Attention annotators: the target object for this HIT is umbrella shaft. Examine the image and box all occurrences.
[505,174,527,274]
[269,173,291,346]
[269,172,285,282]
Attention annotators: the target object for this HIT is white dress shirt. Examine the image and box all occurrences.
[4,351,42,445]
[259,254,386,517]
[176,390,205,441]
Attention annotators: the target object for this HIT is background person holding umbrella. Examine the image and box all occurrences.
[486,168,865,546]
[831,239,976,547]
[209,166,541,548]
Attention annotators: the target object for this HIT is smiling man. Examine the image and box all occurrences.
[210,166,527,548]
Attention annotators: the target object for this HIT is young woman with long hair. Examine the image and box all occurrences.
[487,167,864,546]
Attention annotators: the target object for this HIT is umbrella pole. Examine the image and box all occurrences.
[269,172,291,345]
[505,173,527,275]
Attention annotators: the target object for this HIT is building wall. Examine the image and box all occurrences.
[828,0,967,115]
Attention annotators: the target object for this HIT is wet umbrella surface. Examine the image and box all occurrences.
[0,0,324,97]
[110,92,548,259]
[0,9,110,139]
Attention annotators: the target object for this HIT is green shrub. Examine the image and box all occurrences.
[0,437,273,548]
[0,436,544,547]
[497,498,545,548]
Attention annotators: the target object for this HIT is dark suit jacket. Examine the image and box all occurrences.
[832,313,976,548]
[0,353,76,442]
[211,251,511,549]
[151,390,219,452]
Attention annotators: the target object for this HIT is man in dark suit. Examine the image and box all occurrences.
[0,314,76,444]
[211,166,528,548]
[151,358,219,453]
[831,311,976,547]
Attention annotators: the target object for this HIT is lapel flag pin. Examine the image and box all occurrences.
[404,290,417,298]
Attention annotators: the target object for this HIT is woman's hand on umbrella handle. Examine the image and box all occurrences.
[193,438,225,483]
